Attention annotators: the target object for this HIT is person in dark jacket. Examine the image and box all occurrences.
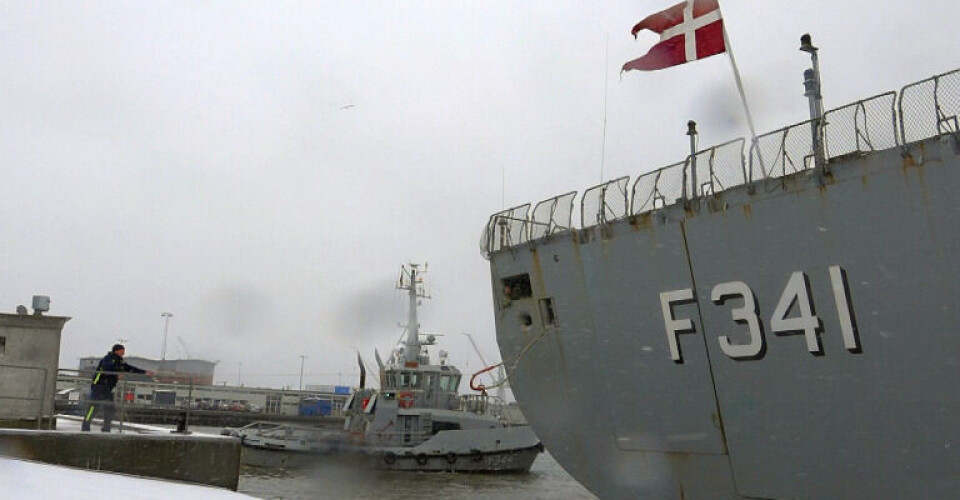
[81,344,150,432]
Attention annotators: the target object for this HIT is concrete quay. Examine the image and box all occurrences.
[0,426,241,490]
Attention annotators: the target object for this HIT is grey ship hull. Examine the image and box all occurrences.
[485,70,960,499]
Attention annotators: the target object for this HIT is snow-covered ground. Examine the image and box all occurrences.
[0,457,256,499]
[55,414,223,436]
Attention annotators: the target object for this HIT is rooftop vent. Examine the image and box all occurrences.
[32,295,50,315]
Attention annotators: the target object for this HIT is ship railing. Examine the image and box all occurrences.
[458,393,489,415]
[480,203,531,257]
[484,67,959,254]
[530,191,576,240]
[822,92,898,159]
[631,140,746,217]
[749,119,816,181]
[749,92,899,181]
[580,176,629,228]
[632,160,687,215]
[685,138,747,199]
[899,68,960,145]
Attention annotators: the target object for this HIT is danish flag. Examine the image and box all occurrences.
[623,0,726,72]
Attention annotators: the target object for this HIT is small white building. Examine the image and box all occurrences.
[0,300,70,428]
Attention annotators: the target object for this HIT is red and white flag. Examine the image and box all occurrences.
[623,0,726,72]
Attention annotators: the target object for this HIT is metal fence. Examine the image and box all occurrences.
[581,176,629,229]
[56,369,349,433]
[749,118,816,180]
[899,68,960,145]
[689,139,747,197]
[823,92,898,159]
[481,67,960,256]
[631,160,686,215]
[482,204,530,256]
[530,191,576,239]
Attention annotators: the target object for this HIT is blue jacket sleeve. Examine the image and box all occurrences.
[122,361,146,374]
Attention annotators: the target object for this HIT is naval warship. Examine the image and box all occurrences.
[480,40,960,499]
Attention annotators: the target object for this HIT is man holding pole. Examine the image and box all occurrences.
[81,344,151,432]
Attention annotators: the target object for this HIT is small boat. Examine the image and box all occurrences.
[225,421,343,468]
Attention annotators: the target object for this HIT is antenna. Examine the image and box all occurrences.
[600,32,610,182]
[501,164,505,209]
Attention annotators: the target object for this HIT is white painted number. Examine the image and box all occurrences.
[661,266,859,362]
[711,281,763,359]
[770,272,822,354]
[829,265,860,351]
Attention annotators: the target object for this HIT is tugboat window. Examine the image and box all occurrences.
[432,421,461,434]
[402,415,416,443]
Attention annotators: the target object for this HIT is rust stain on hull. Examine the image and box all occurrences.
[629,213,654,230]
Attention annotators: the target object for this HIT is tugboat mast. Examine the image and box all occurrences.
[398,263,428,366]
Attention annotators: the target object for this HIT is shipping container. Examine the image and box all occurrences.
[299,397,332,416]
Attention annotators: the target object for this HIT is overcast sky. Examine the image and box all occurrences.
[2,1,957,390]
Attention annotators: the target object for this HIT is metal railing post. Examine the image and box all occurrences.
[687,121,698,200]
[801,34,827,173]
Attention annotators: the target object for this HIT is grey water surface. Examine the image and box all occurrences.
[238,451,596,500]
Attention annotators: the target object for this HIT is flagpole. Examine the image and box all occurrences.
[722,27,767,178]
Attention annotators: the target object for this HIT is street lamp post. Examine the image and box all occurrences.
[299,355,307,391]
[160,312,173,361]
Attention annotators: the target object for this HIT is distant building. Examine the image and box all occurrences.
[78,356,216,385]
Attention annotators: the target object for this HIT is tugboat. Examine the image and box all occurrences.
[343,263,543,472]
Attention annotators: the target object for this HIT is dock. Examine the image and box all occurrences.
[0,417,242,490]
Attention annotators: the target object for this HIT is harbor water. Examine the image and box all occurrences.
[237,451,596,499]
